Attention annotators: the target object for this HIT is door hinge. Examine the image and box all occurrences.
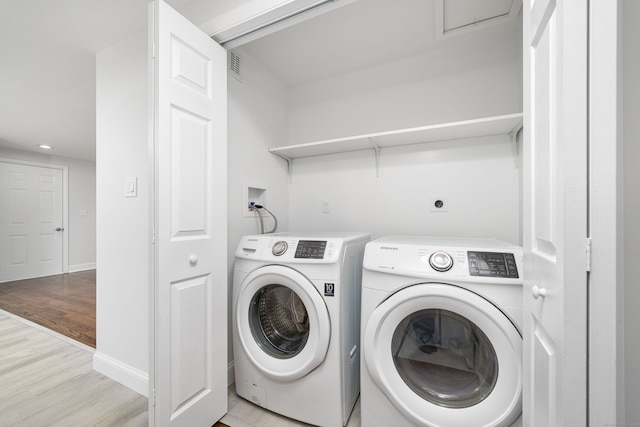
[586,237,592,272]
[153,388,156,406]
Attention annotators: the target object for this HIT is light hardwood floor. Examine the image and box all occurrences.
[0,272,358,427]
[0,310,357,427]
[0,312,147,426]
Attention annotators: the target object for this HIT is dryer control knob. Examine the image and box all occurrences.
[272,241,288,256]
[429,251,453,272]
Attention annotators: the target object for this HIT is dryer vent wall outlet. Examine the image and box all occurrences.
[429,197,448,212]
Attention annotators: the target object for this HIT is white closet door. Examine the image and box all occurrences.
[0,161,64,282]
[150,0,227,425]
[522,0,588,425]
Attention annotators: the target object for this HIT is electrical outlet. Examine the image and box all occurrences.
[429,196,448,212]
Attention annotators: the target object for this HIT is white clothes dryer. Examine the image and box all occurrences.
[361,236,523,427]
[233,231,370,427]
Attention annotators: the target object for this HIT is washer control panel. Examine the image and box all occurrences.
[235,233,372,263]
[270,240,329,258]
[468,251,519,278]
[294,240,327,259]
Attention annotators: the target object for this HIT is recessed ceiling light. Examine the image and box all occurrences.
[38,145,53,150]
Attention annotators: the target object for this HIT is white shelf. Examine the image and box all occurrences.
[270,113,523,159]
[269,113,523,178]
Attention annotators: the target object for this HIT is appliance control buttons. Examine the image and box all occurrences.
[272,241,288,256]
[429,251,453,272]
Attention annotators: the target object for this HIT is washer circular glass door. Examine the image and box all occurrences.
[364,283,522,427]
[236,265,331,381]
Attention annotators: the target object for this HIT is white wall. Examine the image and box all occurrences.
[286,29,522,244]
[623,0,640,423]
[0,147,96,271]
[95,30,149,395]
[288,136,519,243]
[67,158,97,271]
[288,30,521,144]
[227,47,290,364]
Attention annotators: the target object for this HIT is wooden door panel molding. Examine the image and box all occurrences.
[530,0,558,259]
[170,274,212,414]
[170,35,212,96]
[531,323,557,427]
[169,106,211,238]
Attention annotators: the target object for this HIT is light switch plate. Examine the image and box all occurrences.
[125,176,137,198]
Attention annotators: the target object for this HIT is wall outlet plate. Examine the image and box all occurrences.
[429,196,448,212]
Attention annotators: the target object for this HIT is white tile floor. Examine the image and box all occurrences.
[220,384,361,427]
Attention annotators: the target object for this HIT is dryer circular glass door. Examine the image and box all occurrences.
[236,265,331,381]
[364,283,522,427]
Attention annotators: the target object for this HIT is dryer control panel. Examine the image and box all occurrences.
[363,236,523,285]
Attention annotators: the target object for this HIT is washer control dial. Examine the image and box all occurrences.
[429,251,453,272]
[272,241,288,256]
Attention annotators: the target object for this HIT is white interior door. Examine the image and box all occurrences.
[523,0,588,425]
[151,1,227,425]
[0,161,64,282]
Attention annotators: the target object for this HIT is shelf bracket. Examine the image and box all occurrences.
[510,121,523,169]
[368,137,381,178]
[271,151,294,183]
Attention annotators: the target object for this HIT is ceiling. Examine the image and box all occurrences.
[0,0,189,161]
[241,0,437,88]
[0,0,520,162]
[240,0,520,87]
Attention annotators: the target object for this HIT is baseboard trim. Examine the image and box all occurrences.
[68,262,96,272]
[92,352,232,396]
[93,352,148,397]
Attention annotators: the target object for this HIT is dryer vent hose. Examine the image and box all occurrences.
[248,203,278,234]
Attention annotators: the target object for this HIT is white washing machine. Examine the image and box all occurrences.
[361,236,523,427]
[233,231,370,427]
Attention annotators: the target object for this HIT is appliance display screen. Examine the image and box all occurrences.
[468,251,519,278]
[294,240,327,259]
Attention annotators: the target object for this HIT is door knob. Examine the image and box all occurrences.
[531,285,547,299]
[189,255,198,265]
[56,227,64,231]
